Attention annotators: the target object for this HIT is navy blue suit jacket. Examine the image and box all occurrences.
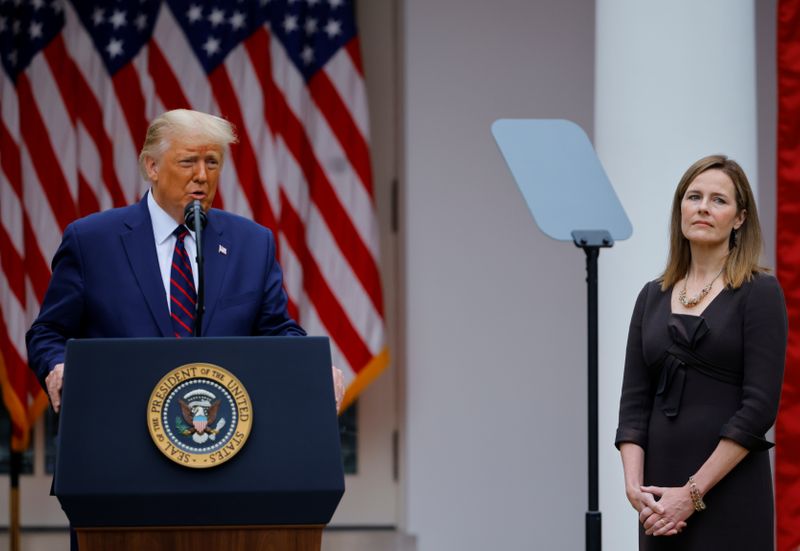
[26,195,304,388]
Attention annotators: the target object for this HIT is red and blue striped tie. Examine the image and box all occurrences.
[170,226,197,337]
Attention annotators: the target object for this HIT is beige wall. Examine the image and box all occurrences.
[402,0,595,548]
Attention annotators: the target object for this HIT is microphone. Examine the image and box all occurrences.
[184,200,206,337]
[184,199,207,230]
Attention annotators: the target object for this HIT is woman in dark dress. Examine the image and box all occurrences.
[615,155,787,550]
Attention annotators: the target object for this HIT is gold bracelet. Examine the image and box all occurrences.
[688,476,706,512]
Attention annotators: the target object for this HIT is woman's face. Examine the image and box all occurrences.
[680,169,746,248]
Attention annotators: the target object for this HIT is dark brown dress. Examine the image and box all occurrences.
[615,273,787,550]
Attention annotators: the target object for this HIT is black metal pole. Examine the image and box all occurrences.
[184,200,205,337]
[573,230,611,551]
[192,201,204,337]
[584,245,601,551]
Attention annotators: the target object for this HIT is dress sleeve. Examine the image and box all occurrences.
[25,223,86,390]
[719,274,787,451]
[615,282,655,450]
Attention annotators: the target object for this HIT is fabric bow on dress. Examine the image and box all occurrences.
[655,315,740,418]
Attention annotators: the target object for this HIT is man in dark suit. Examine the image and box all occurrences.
[26,109,343,412]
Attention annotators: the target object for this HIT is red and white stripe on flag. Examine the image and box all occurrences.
[777,0,800,549]
[0,0,387,450]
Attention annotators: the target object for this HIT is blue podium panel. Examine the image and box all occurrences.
[55,336,343,527]
[492,119,632,242]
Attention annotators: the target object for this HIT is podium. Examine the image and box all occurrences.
[54,337,345,551]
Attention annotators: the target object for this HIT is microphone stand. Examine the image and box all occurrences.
[185,200,206,337]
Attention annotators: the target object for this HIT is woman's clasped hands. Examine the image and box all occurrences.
[628,484,694,537]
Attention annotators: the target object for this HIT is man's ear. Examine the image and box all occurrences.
[144,157,159,182]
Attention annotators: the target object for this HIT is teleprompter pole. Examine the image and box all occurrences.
[572,230,613,551]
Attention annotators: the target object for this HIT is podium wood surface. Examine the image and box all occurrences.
[76,525,324,551]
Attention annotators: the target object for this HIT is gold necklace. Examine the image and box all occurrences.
[678,268,724,307]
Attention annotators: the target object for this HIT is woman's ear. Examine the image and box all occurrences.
[734,209,747,230]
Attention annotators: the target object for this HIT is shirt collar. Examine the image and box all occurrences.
[147,189,194,245]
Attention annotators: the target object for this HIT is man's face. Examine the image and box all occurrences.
[144,138,224,224]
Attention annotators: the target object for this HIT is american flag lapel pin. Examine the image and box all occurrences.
[218,244,228,256]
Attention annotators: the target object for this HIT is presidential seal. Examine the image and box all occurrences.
[147,363,253,468]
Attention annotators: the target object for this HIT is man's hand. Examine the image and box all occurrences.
[46,363,65,413]
[332,365,345,413]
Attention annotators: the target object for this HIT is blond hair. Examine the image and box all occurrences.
[661,154,766,290]
[138,109,238,179]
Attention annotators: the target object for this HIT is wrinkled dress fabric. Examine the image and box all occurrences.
[615,274,787,551]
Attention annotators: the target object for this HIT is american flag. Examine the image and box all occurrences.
[0,0,387,452]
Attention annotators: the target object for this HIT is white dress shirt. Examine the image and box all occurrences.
[147,190,199,312]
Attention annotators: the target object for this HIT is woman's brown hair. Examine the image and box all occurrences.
[660,154,766,290]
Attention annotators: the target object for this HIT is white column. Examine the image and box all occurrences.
[594,1,757,549]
